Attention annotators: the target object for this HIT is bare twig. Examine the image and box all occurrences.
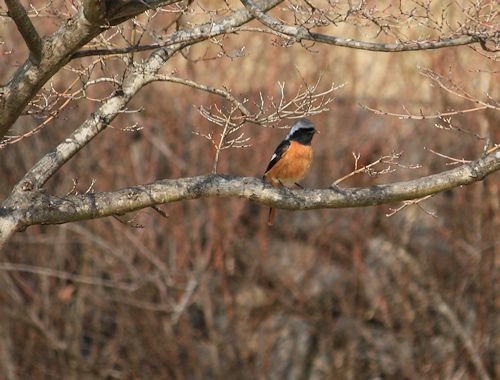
[361,104,489,120]
[385,194,435,217]
[0,77,80,148]
[333,152,420,186]
[419,67,500,111]
[152,74,252,118]
[424,147,472,165]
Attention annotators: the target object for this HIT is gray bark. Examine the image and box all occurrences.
[0,0,180,140]
[1,150,498,250]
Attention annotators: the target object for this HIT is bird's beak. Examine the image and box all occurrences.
[315,130,320,134]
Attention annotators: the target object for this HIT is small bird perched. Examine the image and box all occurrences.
[263,118,318,226]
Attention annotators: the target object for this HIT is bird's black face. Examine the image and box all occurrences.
[289,127,317,145]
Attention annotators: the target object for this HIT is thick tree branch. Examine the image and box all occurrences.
[240,0,490,52]
[5,0,43,63]
[72,0,284,60]
[72,18,492,60]
[1,151,497,232]
[71,43,164,59]
[71,33,484,59]
[305,32,487,52]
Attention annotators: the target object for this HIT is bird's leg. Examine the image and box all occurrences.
[294,182,303,189]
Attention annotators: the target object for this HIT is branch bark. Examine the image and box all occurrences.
[0,0,181,141]
[5,0,42,63]
[0,151,497,238]
[71,18,492,60]
[240,0,490,52]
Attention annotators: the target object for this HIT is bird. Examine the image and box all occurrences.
[263,118,318,226]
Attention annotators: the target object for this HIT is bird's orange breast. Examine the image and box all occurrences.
[265,141,313,185]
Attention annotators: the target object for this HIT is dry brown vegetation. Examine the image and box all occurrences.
[0,0,499,379]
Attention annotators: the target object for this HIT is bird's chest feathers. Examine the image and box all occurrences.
[269,141,313,183]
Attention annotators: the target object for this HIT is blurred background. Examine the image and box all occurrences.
[0,0,498,378]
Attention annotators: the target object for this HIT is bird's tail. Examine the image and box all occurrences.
[268,207,276,226]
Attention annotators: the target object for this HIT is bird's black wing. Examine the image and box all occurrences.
[264,139,290,174]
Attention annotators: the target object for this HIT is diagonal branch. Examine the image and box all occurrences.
[0,0,182,141]
[240,0,490,52]
[9,43,186,195]
[5,0,43,63]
